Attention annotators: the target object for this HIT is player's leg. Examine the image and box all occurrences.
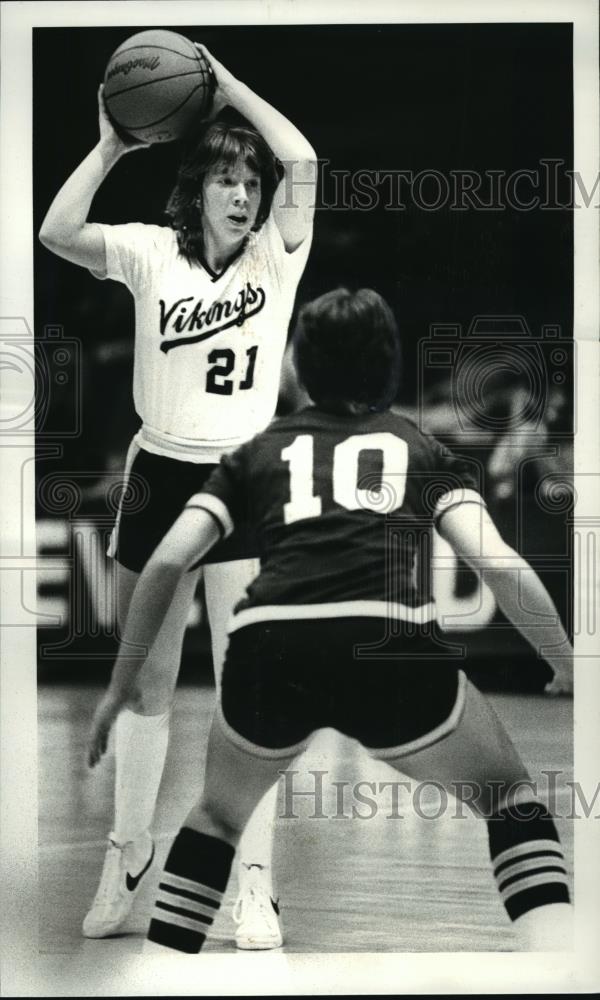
[384,676,572,950]
[83,557,201,938]
[146,707,298,954]
[204,558,283,949]
[84,445,209,937]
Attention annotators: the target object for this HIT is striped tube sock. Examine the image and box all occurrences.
[148,827,235,953]
[487,802,570,920]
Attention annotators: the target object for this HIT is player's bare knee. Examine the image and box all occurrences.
[450,779,486,817]
[451,774,535,818]
[496,778,540,814]
[185,797,241,846]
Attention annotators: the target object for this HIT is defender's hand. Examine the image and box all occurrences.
[544,662,573,697]
[88,691,122,767]
[88,680,141,767]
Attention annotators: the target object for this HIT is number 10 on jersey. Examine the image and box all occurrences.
[281,433,408,524]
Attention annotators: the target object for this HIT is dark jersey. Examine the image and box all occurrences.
[188,406,484,620]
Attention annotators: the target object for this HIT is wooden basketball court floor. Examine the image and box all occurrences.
[38,682,573,958]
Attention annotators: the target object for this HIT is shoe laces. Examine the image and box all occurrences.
[93,841,125,904]
[233,886,276,925]
[233,867,276,925]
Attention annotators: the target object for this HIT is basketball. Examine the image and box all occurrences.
[103,30,213,144]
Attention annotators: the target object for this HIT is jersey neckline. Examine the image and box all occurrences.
[197,238,249,282]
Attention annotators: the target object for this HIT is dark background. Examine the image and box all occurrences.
[33,23,574,687]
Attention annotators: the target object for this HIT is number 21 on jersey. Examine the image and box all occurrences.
[206,346,258,395]
[281,433,408,524]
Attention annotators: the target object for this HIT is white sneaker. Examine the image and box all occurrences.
[82,832,154,938]
[233,864,283,950]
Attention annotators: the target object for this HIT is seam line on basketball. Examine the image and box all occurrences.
[109,44,201,61]
[106,70,208,102]
[116,82,205,131]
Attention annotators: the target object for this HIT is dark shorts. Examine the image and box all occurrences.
[219,616,466,759]
[109,446,257,573]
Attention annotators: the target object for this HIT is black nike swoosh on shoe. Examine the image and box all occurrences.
[126,843,155,893]
[270,897,280,916]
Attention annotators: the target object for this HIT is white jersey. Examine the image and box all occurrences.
[94,214,311,462]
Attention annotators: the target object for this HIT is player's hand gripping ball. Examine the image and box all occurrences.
[103,29,215,143]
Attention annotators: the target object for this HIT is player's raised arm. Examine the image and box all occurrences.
[437,501,573,695]
[87,507,220,767]
[39,86,148,274]
[196,44,317,252]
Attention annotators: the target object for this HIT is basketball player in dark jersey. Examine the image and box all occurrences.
[88,287,573,954]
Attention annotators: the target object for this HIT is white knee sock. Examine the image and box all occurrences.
[114,709,170,844]
[238,781,279,893]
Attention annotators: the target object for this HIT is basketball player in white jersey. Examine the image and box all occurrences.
[39,43,316,948]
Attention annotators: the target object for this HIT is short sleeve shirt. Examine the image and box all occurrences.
[187,406,485,615]
[92,214,311,460]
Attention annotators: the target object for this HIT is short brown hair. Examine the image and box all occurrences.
[165,120,281,264]
[293,288,401,412]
